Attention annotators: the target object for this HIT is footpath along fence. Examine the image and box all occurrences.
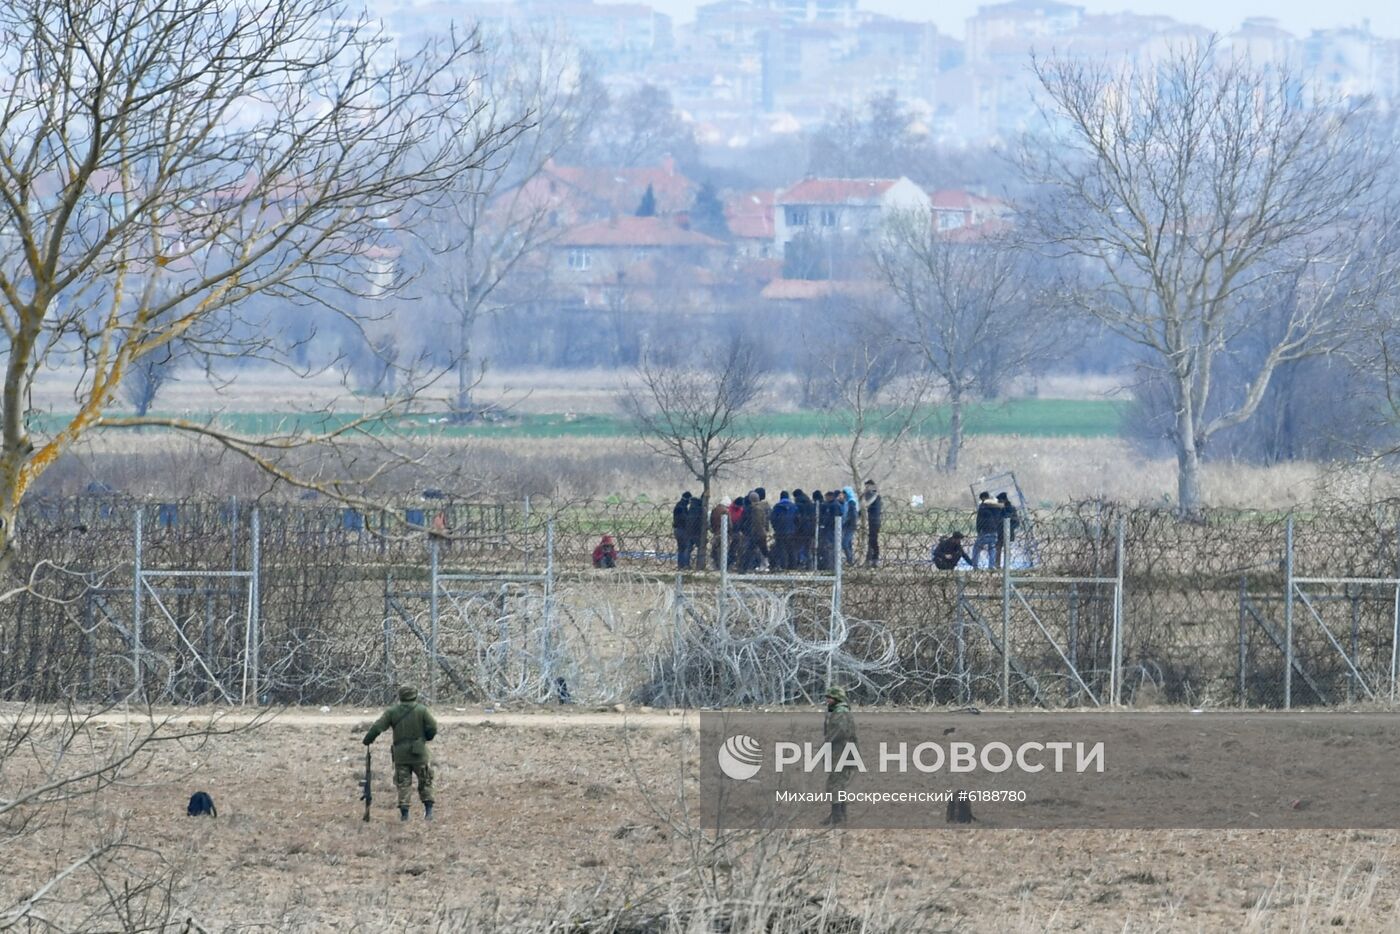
[2,495,1399,710]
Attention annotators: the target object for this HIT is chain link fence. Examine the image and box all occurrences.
[3,495,1398,710]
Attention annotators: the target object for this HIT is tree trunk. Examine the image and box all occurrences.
[453,310,473,423]
[0,455,25,577]
[944,387,964,472]
[1175,402,1203,517]
[454,354,473,423]
[697,479,710,571]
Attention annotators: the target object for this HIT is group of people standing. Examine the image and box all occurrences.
[671,482,883,572]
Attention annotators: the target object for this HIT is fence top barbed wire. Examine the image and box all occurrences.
[16,494,1400,581]
[16,495,1400,576]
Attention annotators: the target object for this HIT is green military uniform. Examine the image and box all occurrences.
[363,685,438,819]
[822,686,857,825]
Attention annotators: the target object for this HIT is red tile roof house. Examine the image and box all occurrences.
[773,176,931,258]
[928,188,1014,232]
[723,189,777,259]
[515,158,697,227]
[550,215,727,307]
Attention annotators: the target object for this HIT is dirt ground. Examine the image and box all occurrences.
[6,707,1400,931]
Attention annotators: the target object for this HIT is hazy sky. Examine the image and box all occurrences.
[652,0,1397,38]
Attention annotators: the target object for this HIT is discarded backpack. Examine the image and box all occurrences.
[187,791,217,817]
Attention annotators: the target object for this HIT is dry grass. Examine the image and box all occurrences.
[28,363,1400,508]
[6,711,1400,932]
[36,428,1400,509]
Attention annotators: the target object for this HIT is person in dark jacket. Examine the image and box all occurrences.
[932,531,974,570]
[685,493,706,565]
[972,491,1003,569]
[673,492,694,569]
[793,490,815,570]
[770,491,798,571]
[818,490,841,571]
[996,492,1020,564]
[863,480,883,567]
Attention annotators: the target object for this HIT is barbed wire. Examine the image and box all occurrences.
[5,495,1400,708]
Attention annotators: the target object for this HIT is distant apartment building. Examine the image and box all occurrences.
[966,0,1082,65]
[387,0,1400,145]
[408,0,672,71]
[693,0,781,48]
[1226,16,1297,67]
[754,0,857,30]
[1305,23,1400,102]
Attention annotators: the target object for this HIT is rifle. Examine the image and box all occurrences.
[360,750,372,822]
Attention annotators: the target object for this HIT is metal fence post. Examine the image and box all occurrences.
[543,519,555,701]
[251,507,261,705]
[718,514,729,629]
[383,574,394,691]
[1392,518,1399,702]
[1238,576,1248,707]
[429,536,440,702]
[1067,584,1079,706]
[830,514,842,684]
[1284,514,1294,710]
[954,575,967,704]
[1112,515,1125,707]
[1001,516,1011,707]
[133,507,143,700]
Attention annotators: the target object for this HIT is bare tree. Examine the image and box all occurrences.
[120,343,180,417]
[620,341,768,569]
[873,212,1042,470]
[814,328,928,559]
[0,0,521,562]
[403,31,592,421]
[575,83,697,169]
[1021,41,1393,515]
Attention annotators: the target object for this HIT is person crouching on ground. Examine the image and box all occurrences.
[933,531,974,570]
[592,535,618,568]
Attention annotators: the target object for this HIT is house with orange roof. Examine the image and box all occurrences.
[723,190,776,258]
[772,176,930,258]
[549,215,727,307]
[929,188,1014,232]
[515,158,697,228]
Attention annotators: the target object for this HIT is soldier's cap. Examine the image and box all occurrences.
[825,686,847,703]
[398,685,419,701]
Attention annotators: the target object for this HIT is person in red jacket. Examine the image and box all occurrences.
[592,535,618,568]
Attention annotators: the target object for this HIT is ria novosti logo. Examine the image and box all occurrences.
[716,735,1105,780]
[717,734,763,780]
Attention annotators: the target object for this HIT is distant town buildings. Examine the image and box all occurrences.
[375,0,1400,145]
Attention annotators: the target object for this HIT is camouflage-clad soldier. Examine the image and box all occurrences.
[363,685,439,822]
[822,686,857,826]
